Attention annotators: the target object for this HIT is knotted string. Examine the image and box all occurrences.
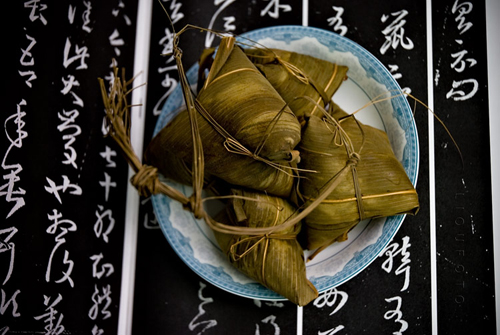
[222,138,298,174]
[326,114,366,222]
[248,50,335,107]
[296,97,367,228]
[130,165,161,197]
[224,196,300,287]
[229,232,298,287]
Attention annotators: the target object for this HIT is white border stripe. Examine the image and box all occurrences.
[485,1,500,333]
[296,306,303,335]
[117,0,153,334]
[302,0,308,27]
[426,1,438,334]
[298,3,308,334]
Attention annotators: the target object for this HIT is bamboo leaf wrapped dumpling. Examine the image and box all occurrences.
[244,48,349,124]
[144,108,296,196]
[213,189,318,306]
[196,37,301,160]
[298,103,419,253]
[145,36,302,197]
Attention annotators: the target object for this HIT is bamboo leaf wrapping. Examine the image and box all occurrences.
[214,189,318,306]
[245,48,349,123]
[197,38,301,159]
[145,109,296,197]
[145,37,301,197]
[299,103,419,250]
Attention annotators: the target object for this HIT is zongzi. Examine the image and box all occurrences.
[245,48,349,124]
[213,189,318,306]
[144,108,296,197]
[298,103,419,253]
[145,36,302,197]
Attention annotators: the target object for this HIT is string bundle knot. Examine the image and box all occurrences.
[130,165,160,197]
[183,194,205,219]
[347,152,361,166]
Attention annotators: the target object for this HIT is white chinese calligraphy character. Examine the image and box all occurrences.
[188,282,217,334]
[446,79,478,101]
[314,288,348,334]
[46,210,77,287]
[112,0,132,26]
[450,49,477,73]
[452,0,473,35]
[0,227,18,285]
[45,175,82,204]
[91,325,104,335]
[327,6,348,36]
[99,172,116,202]
[63,38,89,70]
[82,1,93,33]
[388,64,412,94]
[61,75,80,95]
[255,315,280,335]
[314,287,348,316]
[163,0,184,24]
[33,294,65,335]
[205,0,237,48]
[61,75,83,107]
[109,29,125,56]
[260,0,291,19]
[20,34,36,66]
[380,10,414,55]
[0,289,21,317]
[100,146,117,168]
[1,100,28,219]
[90,253,115,279]
[57,109,82,169]
[24,0,48,25]
[94,205,115,243]
[380,236,411,292]
[88,285,112,321]
[384,296,408,335]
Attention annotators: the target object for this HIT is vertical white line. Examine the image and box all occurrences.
[302,0,308,27]
[426,0,438,334]
[485,1,500,333]
[117,0,152,334]
[297,1,308,333]
[297,1,308,331]
[296,306,303,335]
[298,1,308,332]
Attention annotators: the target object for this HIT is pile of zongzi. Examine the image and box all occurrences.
[112,33,419,306]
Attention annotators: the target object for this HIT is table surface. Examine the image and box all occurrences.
[4,0,500,334]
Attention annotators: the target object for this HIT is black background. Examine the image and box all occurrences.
[4,0,496,334]
[5,1,136,333]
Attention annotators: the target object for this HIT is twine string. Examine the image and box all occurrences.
[225,196,300,286]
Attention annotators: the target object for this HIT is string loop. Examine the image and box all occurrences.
[130,165,160,197]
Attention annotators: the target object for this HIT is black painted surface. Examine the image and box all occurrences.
[4,1,496,334]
